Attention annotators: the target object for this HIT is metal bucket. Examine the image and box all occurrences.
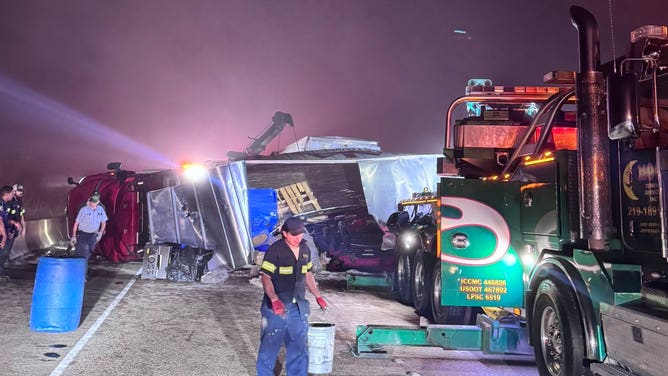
[308,322,335,374]
[30,257,86,332]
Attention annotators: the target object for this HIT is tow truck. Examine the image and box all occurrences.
[356,6,668,376]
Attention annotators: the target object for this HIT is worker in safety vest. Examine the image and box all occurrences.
[256,217,328,376]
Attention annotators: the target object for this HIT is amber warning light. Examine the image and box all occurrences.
[181,162,208,181]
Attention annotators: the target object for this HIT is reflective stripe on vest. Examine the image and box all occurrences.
[261,260,277,273]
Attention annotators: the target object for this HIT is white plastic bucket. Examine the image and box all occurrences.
[308,322,335,374]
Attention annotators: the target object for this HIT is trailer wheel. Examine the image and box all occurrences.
[531,278,586,376]
[393,253,413,305]
[412,249,433,319]
[431,262,475,324]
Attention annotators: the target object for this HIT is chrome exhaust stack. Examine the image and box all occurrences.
[570,6,612,250]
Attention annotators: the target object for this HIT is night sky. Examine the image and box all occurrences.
[0,0,666,218]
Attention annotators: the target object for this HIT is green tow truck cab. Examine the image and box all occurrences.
[356,6,668,376]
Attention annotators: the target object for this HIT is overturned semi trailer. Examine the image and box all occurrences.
[146,150,440,273]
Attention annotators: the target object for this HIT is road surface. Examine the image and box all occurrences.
[0,260,538,376]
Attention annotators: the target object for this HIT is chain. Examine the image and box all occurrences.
[608,0,617,73]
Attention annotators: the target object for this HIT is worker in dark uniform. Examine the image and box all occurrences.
[0,186,14,281]
[71,193,107,279]
[4,184,26,261]
[256,217,328,376]
[10,184,25,235]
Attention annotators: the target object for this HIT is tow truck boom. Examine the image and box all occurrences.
[228,111,294,160]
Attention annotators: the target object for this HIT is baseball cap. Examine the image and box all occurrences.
[12,184,23,192]
[281,217,305,235]
[88,194,101,203]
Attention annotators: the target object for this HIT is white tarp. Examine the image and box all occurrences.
[357,155,440,223]
[281,136,381,154]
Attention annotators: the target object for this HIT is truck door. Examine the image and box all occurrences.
[439,178,524,307]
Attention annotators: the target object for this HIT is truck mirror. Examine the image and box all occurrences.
[387,211,411,232]
[396,211,410,229]
[107,162,122,171]
[67,177,79,186]
[607,73,639,140]
[417,214,435,227]
[387,212,400,233]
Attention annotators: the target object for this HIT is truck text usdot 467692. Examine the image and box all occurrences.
[355,6,668,376]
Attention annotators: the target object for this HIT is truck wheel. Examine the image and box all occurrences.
[431,262,449,323]
[412,249,433,319]
[431,262,474,324]
[393,253,413,305]
[531,278,586,376]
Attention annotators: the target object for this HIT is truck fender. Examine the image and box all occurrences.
[526,253,603,362]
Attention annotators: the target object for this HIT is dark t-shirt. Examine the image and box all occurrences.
[8,197,24,222]
[0,202,9,239]
[4,198,23,237]
[260,238,313,307]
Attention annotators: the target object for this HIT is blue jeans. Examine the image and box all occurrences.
[0,238,10,275]
[3,235,15,259]
[75,231,98,276]
[256,301,309,376]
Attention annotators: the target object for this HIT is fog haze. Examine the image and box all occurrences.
[0,0,665,217]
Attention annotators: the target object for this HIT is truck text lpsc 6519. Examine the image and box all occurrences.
[356,6,668,376]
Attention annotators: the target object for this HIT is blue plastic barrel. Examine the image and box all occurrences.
[30,257,86,333]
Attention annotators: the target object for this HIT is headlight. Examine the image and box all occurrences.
[399,232,418,251]
[520,244,537,267]
[520,252,537,267]
[182,162,208,181]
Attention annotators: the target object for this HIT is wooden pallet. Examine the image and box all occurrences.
[277,181,321,215]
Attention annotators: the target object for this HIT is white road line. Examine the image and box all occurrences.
[49,268,142,376]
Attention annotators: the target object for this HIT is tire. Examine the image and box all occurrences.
[431,262,448,324]
[393,253,413,305]
[431,262,476,324]
[412,249,433,319]
[531,277,586,376]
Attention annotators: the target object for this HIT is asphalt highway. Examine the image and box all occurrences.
[0,260,538,376]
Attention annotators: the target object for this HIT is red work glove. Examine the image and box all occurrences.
[271,299,285,316]
[316,296,328,310]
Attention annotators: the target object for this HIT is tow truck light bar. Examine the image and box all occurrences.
[465,84,561,96]
[631,25,668,43]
